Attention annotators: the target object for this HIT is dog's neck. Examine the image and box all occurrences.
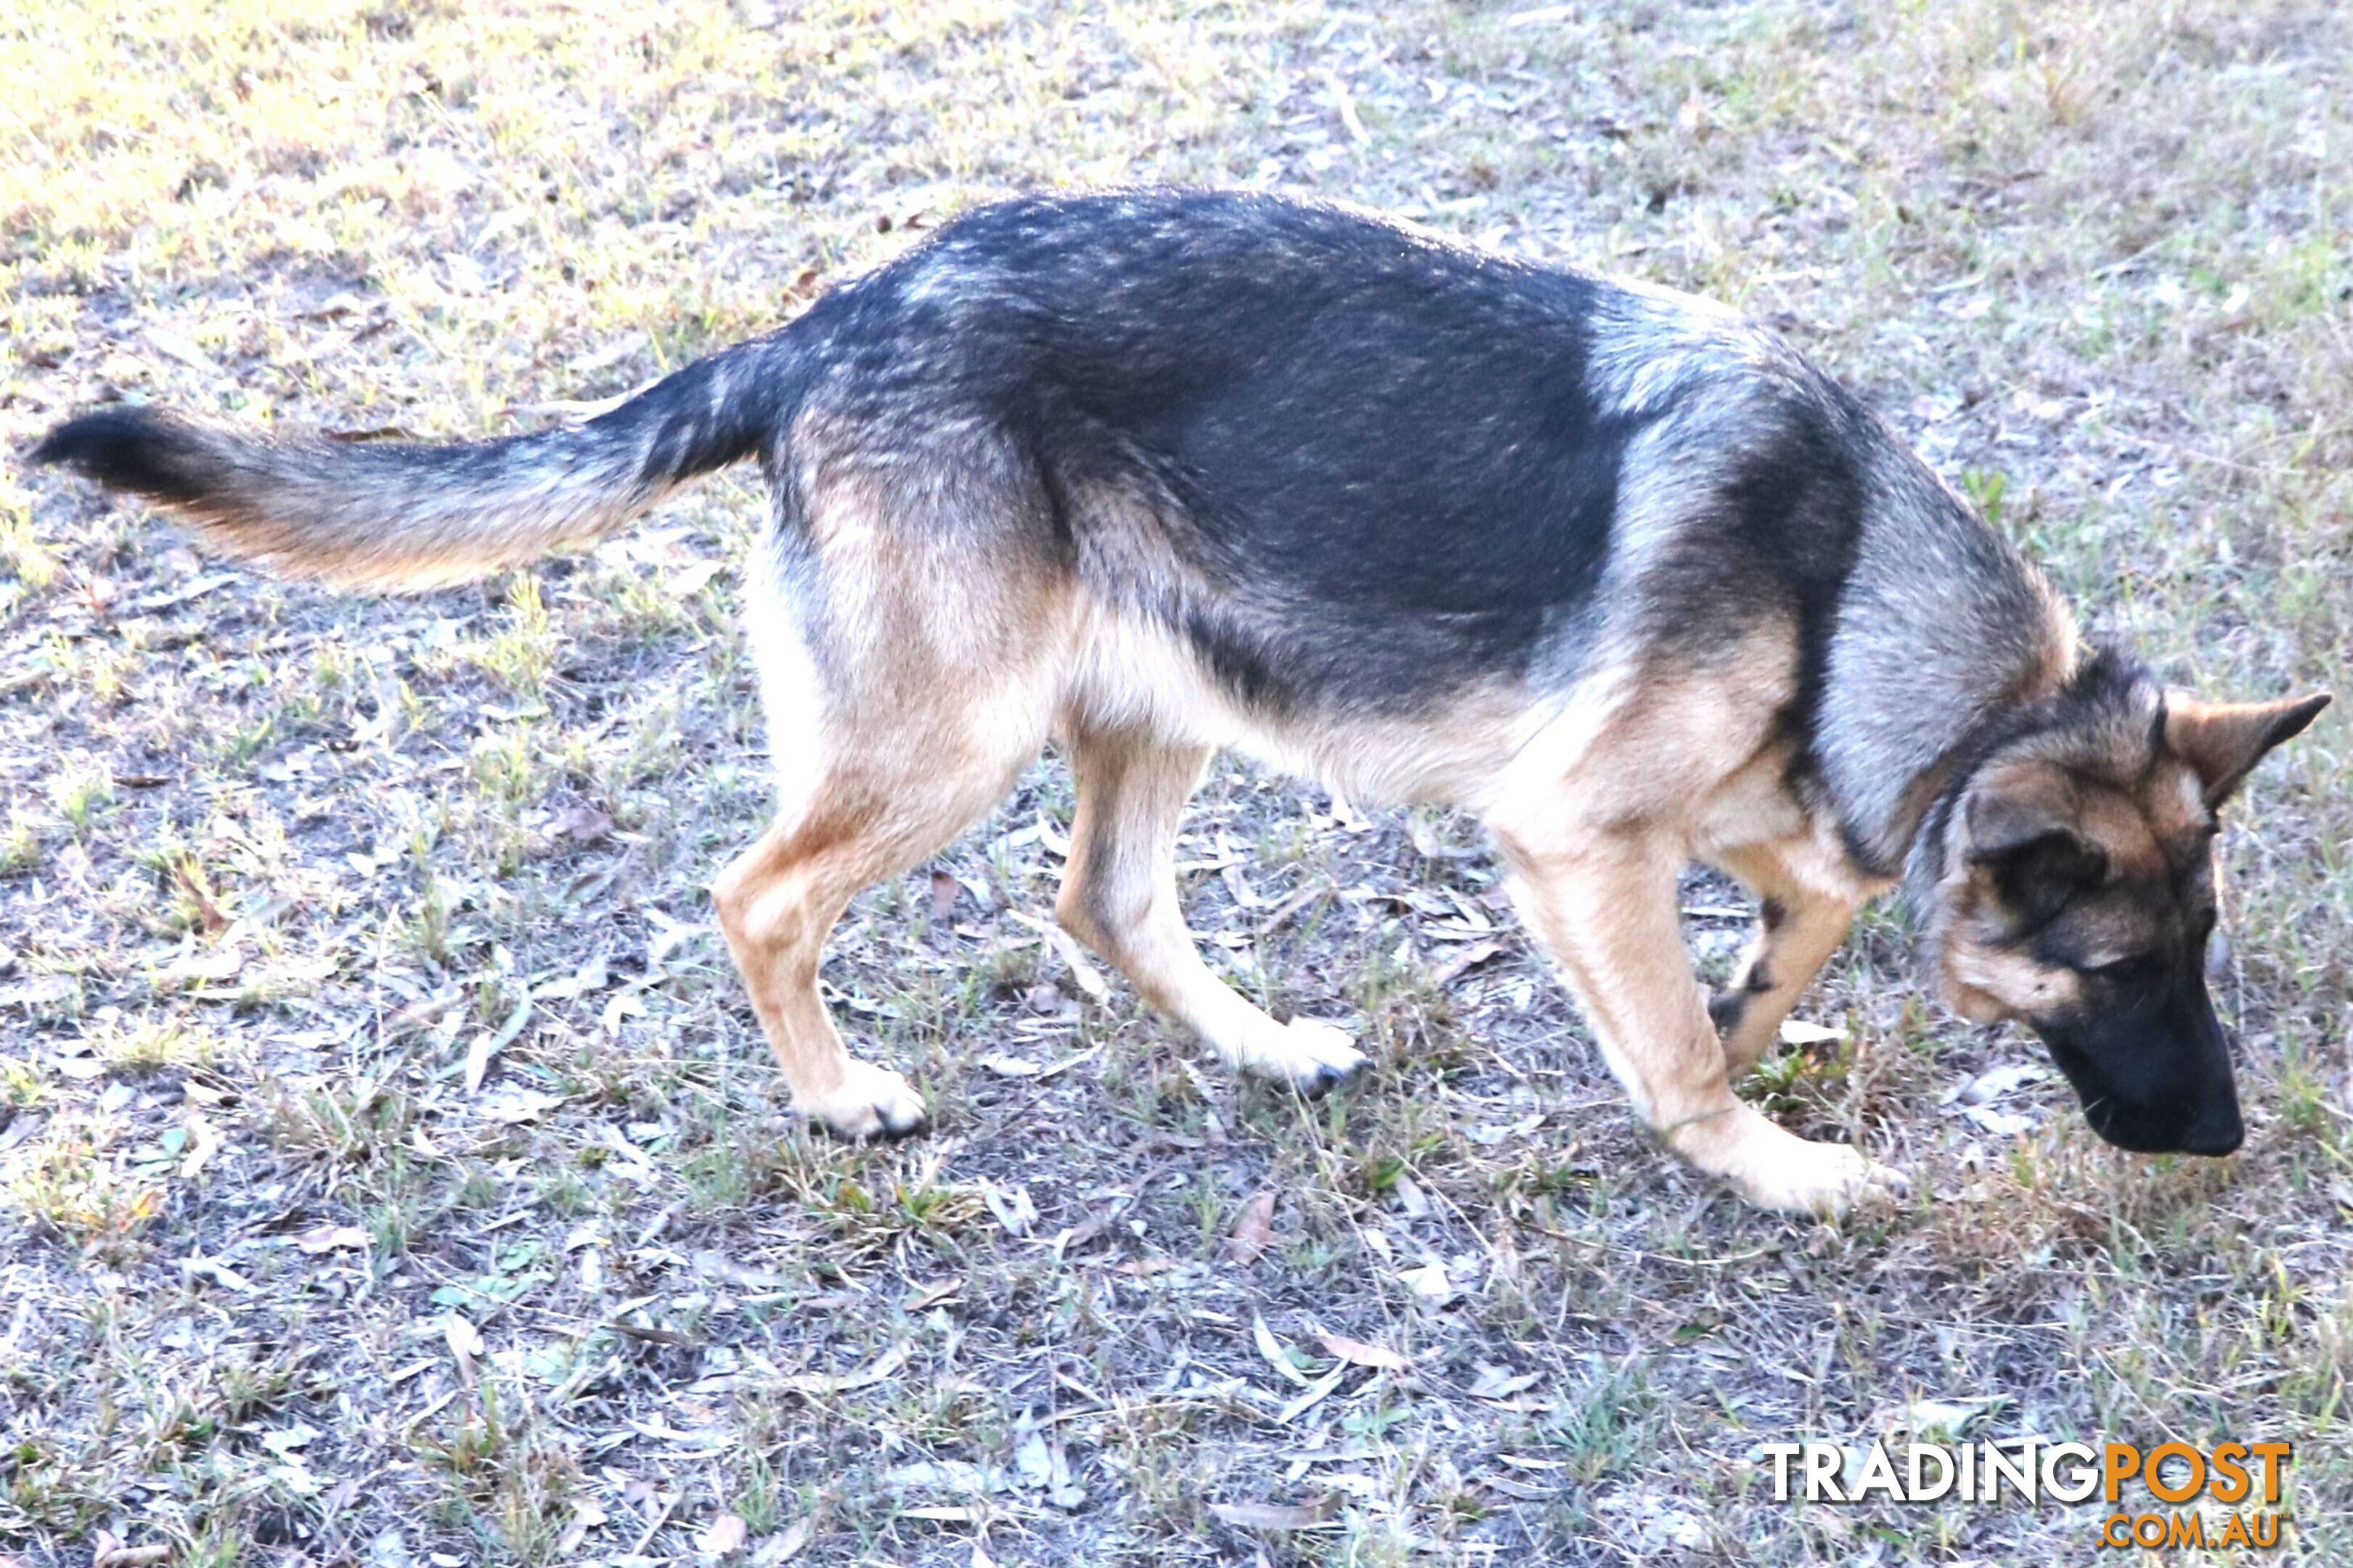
[1807,445,2082,883]
[1895,653,2082,887]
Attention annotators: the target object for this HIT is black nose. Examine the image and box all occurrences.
[2179,1107,2243,1157]
[2174,1071,2244,1155]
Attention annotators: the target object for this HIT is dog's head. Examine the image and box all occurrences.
[1928,657,2328,1156]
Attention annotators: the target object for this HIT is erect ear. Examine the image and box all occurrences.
[2165,691,2332,807]
[1963,786,2108,927]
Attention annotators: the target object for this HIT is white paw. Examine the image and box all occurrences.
[802,1060,927,1141]
[1237,1018,1369,1097]
[1737,1138,1909,1217]
[1671,1105,1906,1217]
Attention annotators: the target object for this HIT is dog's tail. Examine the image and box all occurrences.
[29,334,801,590]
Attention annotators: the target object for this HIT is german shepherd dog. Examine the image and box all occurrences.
[34,191,2328,1214]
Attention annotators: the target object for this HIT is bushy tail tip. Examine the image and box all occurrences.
[30,406,215,506]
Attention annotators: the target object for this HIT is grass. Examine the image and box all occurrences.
[3,0,2349,1563]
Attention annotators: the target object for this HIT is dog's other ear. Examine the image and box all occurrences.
[2165,691,2332,808]
[1963,785,2107,927]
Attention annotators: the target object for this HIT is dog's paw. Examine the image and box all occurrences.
[1241,1018,1369,1097]
[803,1061,927,1141]
[1737,1137,1908,1217]
[1670,1104,1905,1217]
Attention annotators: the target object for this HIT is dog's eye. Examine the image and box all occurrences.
[2087,952,2161,986]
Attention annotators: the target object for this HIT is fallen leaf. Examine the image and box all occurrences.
[144,326,221,375]
[1208,1497,1335,1532]
[1229,1191,1276,1264]
[444,1313,486,1359]
[929,868,963,920]
[1318,1332,1411,1371]
[1252,1315,1313,1387]
[1276,1363,1351,1424]
[668,559,727,599]
[982,1183,1037,1238]
[297,1224,370,1254]
[751,1519,812,1565]
[1466,1363,1541,1400]
[465,995,534,1093]
[1430,939,1504,987]
[780,1342,908,1397]
[1008,910,1112,1002]
[1778,1018,1845,1048]
[696,1512,748,1558]
[553,804,613,844]
[569,330,648,375]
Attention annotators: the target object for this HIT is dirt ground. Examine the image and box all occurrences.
[3,1,2349,1564]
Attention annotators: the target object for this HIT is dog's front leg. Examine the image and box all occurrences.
[1492,827,1905,1216]
[1706,846,1860,1079]
[1056,730,1367,1093]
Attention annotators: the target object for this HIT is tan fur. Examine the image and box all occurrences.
[1713,838,1869,1078]
[711,461,1070,1135]
[1477,636,1905,1212]
[1054,732,1362,1083]
[1942,944,2085,1025]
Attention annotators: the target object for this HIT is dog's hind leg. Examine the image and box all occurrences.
[714,738,1035,1139]
[1056,729,1366,1093]
[1489,822,1904,1215]
[714,447,1061,1140]
[1706,844,1859,1079]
